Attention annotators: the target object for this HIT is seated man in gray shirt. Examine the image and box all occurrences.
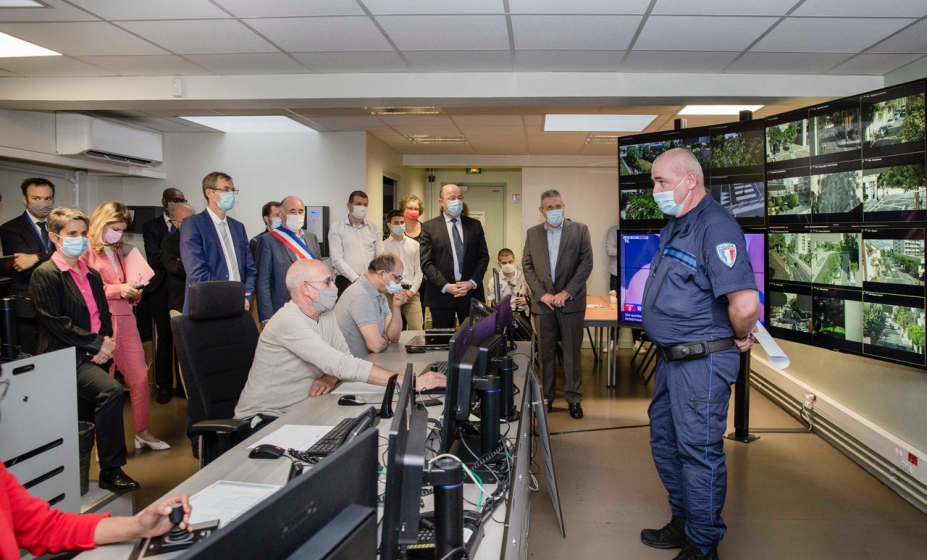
[334,253,408,358]
[234,259,444,422]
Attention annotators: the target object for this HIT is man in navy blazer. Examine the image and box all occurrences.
[255,196,321,324]
[180,172,256,313]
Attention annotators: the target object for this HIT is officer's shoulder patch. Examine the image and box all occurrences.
[716,243,737,268]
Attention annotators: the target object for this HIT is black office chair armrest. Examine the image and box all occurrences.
[190,418,250,435]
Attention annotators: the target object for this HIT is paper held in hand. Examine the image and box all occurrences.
[753,322,790,369]
[124,247,155,286]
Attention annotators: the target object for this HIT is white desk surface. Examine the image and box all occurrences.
[77,332,529,560]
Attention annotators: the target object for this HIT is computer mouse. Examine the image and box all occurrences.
[248,444,285,459]
[338,395,367,406]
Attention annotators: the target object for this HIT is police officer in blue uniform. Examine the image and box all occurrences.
[640,148,760,560]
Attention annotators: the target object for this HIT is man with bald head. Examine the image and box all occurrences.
[255,195,322,323]
[161,203,195,315]
[143,187,187,403]
[419,183,490,327]
[639,148,760,560]
[233,259,445,425]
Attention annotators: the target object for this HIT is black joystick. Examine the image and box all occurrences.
[163,504,194,546]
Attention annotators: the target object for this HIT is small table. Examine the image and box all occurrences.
[584,295,620,386]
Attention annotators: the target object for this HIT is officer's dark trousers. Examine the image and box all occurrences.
[535,309,583,404]
[648,348,739,553]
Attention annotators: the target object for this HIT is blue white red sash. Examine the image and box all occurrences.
[270,227,316,260]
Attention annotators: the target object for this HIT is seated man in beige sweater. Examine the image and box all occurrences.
[234,259,445,423]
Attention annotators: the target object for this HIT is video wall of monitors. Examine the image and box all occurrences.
[767,227,926,367]
[619,120,767,229]
[618,231,766,328]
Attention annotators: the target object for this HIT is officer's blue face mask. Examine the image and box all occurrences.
[652,174,691,217]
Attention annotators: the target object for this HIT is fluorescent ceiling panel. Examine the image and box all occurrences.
[544,114,656,132]
[179,116,314,133]
[0,0,43,6]
[0,30,59,57]
[678,105,764,115]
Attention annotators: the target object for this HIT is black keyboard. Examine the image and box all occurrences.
[430,361,448,374]
[288,418,354,462]
[426,328,456,334]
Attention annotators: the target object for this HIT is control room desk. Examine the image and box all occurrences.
[77,332,530,560]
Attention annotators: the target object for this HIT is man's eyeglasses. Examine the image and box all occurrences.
[385,272,402,283]
[166,197,187,204]
[306,278,335,288]
[209,188,240,195]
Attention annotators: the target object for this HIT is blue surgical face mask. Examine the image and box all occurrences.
[380,272,403,295]
[270,217,282,229]
[218,191,236,211]
[445,199,463,217]
[652,174,691,217]
[352,205,368,221]
[545,208,564,227]
[57,235,88,258]
[391,224,406,237]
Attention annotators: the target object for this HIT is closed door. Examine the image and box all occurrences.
[434,182,507,288]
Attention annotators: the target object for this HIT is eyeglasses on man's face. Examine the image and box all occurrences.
[209,187,240,195]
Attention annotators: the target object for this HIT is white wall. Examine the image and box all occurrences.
[0,161,125,222]
[521,167,619,296]
[122,130,367,239]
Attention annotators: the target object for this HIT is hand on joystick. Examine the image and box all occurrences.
[164,504,195,544]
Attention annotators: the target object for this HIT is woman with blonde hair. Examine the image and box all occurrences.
[399,195,424,241]
[84,201,168,450]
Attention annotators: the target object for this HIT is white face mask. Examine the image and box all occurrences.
[501,263,516,275]
[285,214,303,232]
[352,205,368,220]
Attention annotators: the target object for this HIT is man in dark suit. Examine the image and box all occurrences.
[255,196,321,324]
[420,183,490,328]
[180,171,256,313]
[142,187,186,404]
[161,204,194,315]
[523,189,593,419]
[249,200,282,258]
[0,177,56,355]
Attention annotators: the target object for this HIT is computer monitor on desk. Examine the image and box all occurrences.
[176,429,379,560]
[438,318,470,454]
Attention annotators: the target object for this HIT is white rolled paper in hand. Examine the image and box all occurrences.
[752,322,790,369]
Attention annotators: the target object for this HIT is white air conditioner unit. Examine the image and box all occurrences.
[56,113,163,167]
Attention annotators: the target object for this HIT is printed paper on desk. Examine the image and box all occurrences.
[246,424,334,450]
[123,247,155,285]
[188,481,281,527]
[753,322,790,369]
[586,304,604,309]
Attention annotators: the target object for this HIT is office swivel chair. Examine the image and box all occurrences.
[171,281,259,468]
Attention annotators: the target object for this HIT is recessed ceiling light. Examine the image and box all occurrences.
[367,107,443,115]
[544,114,657,132]
[678,105,764,116]
[405,135,468,144]
[0,1,46,7]
[179,116,315,133]
[0,31,60,58]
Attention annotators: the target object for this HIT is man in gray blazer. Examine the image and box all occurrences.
[522,189,593,419]
[255,195,322,324]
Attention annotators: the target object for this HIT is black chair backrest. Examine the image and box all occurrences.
[170,281,258,424]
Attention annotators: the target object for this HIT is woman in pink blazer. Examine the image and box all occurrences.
[84,201,168,450]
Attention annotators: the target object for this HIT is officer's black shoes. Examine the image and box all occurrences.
[569,402,583,419]
[545,399,553,414]
[640,516,686,549]
[99,467,140,492]
[671,545,719,560]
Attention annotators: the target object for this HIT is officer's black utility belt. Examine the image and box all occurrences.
[657,338,734,362]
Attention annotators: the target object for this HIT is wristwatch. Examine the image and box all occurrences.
[734,334,749,342]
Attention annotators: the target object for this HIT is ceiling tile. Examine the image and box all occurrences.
[212,0,364,17]
[457,125,525,135]
[290,51,408,72]
[726,52,851,74]
[403,50,512,72]
[392,125,463,135]
[0,68,18,77]
[793,0,927,18]
[753,17,915,53]
[68,0,229,20]
[367,127,403,137]
[635,16,777,51]
[377,115,454,126]
[288,108,373,116]
[0,22,166,56]
[0,0,99,22]
[185,53,308,74]
[622,50,739,72]
[652,0,798,16]
[451,114,524,125]
[579,143,620,156]
[245,17,393,51]
[827,53,924,75]
[78,55,209,76]
[0,56,116,77]
[362,0,505,15]
[302,116,383,128]
[377,16,510,51]
[523,115,543,127]
[509,0,651,13]
[515,50,621,71]
[119,20,277,54]
[868,20,927,53]
[512,15,639,50]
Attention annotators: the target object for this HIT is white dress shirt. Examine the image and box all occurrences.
[207,207,240,282]
[328,215,384,282]
[383,234,423,292]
